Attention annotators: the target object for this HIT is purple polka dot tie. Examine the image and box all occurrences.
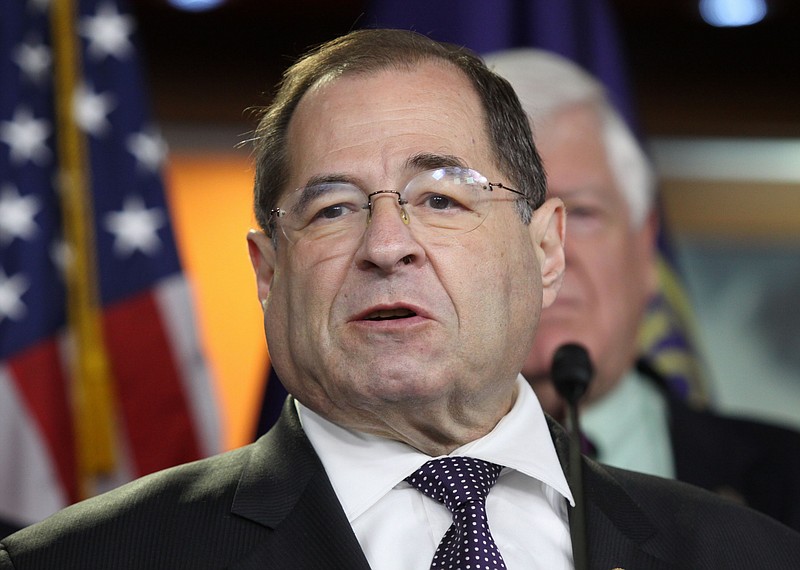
[406,456,508,570]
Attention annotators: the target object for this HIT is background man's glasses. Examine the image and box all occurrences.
[269,166,526,244]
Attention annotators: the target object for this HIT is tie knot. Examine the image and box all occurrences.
[406,456,502,513]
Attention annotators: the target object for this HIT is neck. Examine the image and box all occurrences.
[320,386,518,456]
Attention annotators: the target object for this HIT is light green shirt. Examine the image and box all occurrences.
[581,370,676,479]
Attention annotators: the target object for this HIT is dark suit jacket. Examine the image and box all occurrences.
[2,398,799,569]
[0,521,18,544]
[670,393,800,531]
[636,360,800,531]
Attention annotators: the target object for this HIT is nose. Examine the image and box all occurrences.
[355,192,425,272]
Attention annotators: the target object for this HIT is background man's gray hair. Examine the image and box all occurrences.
[483,48,657,227]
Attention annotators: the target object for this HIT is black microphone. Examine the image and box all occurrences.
[551,343,593,570]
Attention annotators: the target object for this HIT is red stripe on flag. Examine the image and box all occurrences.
[8,340,79,504]
[103,291,202,476]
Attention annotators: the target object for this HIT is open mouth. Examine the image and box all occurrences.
[364,308,417,321]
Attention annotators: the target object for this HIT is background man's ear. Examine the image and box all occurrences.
[640,209,661,297]
[247,230,275,307]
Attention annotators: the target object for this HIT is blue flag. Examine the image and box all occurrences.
[364,0,636,128]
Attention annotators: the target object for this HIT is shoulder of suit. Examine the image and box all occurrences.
[1,443,259,552]
[590,461,800,552]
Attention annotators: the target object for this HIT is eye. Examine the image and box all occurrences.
[404,167,484,218]
[425,193,459,211]
[316,203,355,220]
[565,203,608,234]
[296,182,365,227]
[306,200,362,226]
[568,205,600,218]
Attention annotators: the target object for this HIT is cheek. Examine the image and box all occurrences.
[495,234,542,329]
[589,237,652,326]
[467,236,524,297]
[571,230,628,285]
[429,238,510,328]
[266,253,344,336]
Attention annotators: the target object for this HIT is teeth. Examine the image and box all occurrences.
[366,308,415,320]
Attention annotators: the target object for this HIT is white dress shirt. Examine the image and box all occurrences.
[582,369,676,478]
[298,375,575,570]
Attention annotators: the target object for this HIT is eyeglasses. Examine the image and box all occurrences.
[269,166,527,244]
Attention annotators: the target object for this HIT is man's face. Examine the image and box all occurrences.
[522,105,657,418]
[248,61,565,450]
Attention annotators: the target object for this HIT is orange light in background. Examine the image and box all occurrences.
[164,152,266,451]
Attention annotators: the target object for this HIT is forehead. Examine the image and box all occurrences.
[538,106,622,200]
[284,61,492,188]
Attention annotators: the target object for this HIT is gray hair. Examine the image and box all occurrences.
[483,49,656,227]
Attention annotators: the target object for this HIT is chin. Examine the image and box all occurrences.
[355,370,445,402]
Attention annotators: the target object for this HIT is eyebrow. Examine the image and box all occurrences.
[300,153,466,190]
[292,173,357,215]
[404,152,468,172]
[290,152,469,214]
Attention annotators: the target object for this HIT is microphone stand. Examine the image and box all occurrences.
[551,343,593,570]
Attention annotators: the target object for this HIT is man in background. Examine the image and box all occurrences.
[486,48,800,531]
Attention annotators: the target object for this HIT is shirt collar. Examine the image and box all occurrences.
[581,368,675,478]
[298,375,574,522]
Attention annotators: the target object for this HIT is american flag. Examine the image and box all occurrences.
[0,0,220,530]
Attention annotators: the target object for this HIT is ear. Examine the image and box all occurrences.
[247,229,276,308]
[529,197,566,309]
[639,209,661,297]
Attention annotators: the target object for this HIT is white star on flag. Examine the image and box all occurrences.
[104,195,166,257]
[0,185,41,245]
[126,127,168,173]
[0,106,52,166]
[79,2,135,61]
[74,82,116,137]
[12,36,52,85]
[0,269,29,323]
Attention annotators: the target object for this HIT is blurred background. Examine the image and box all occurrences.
[2,0,799,532]
[134,0,800,135]
[129,0,800,446]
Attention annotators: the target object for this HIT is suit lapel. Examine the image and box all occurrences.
[228,398,371,570]
[547,417,673,570]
